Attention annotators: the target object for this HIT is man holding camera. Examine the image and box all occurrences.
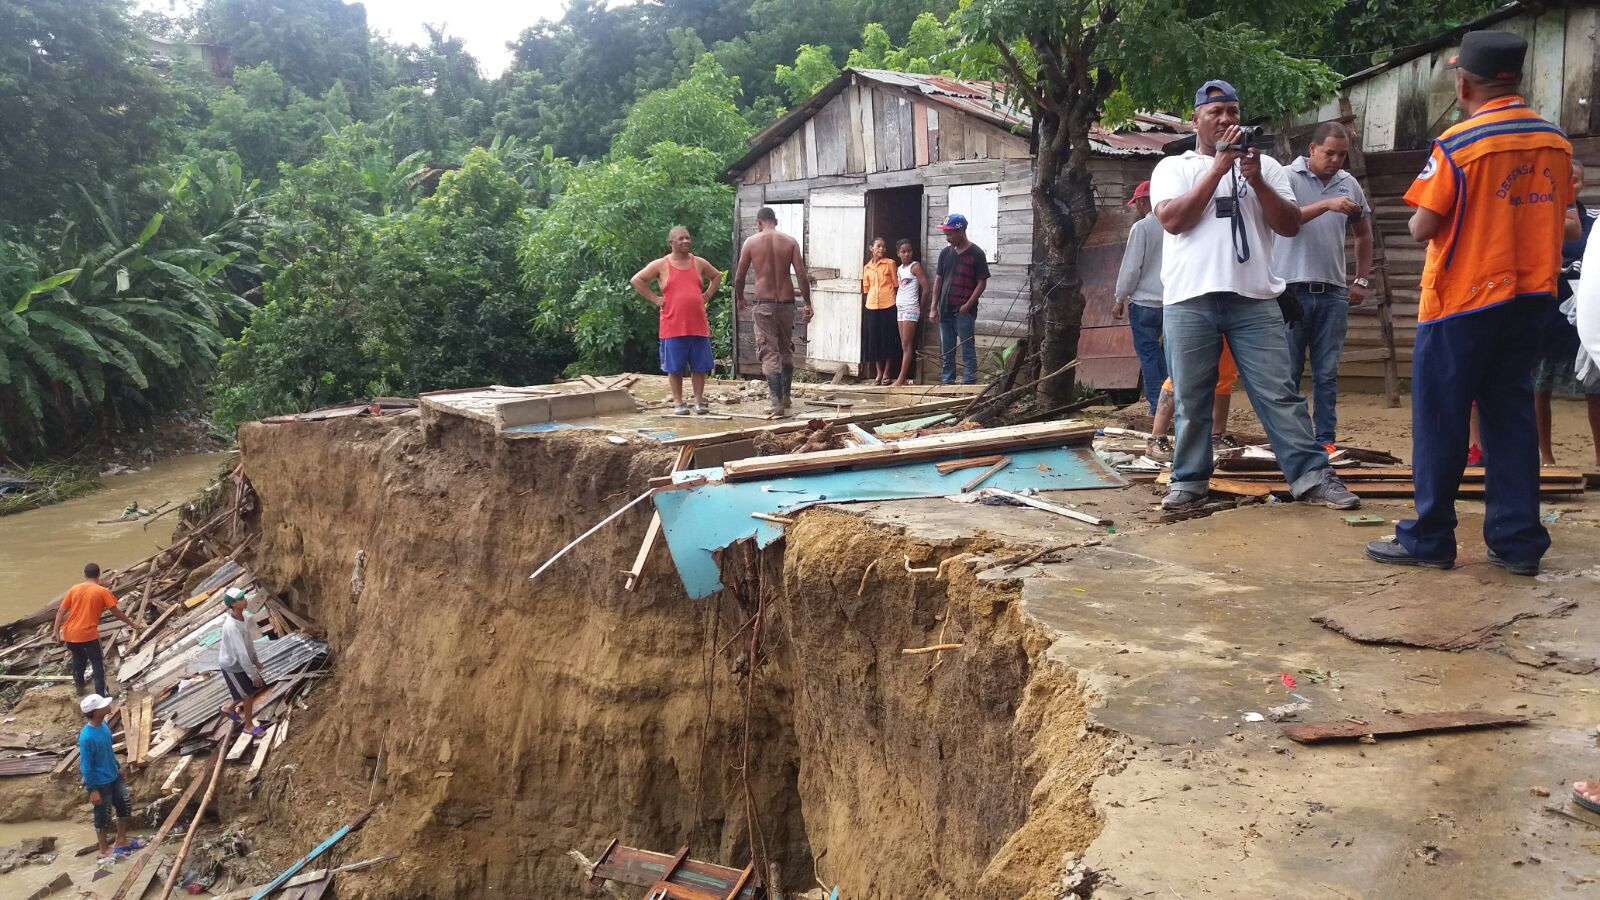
[1365,31,1572,576]
[1150,80,1358,511]
[1273,122,1374,451]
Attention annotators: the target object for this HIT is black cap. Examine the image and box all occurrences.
[1446,30,1526,81]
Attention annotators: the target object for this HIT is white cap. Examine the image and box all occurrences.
[224,587,248,603]
[80,693,113,715]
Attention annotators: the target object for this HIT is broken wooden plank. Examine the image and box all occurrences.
[960,456,1012,492]
[0,755,63,776]
[722,420,1096,482]
[136,694,154,765]
[624,445,695,592]
[110,758,209,900]
[161,755,192,792]
[226,729,254,762]
[750,512,797,526]
[246,724,276,781]
[658,396,975,447]
[1206,478,1273,499]
[211,854,399,900]
[247,807,377,900]
[1282,710,1529,744]
[934,455,1003,475]
[982,489,1111,527]
[144,722,191,763]
[529,488,657,581]
[159,747,228,899]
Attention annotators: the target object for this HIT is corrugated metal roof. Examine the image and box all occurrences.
[724,68,1192,179]
[154,633,328,729]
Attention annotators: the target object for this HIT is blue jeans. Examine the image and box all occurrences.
[1164,293,1329,496]
[1397,298,1549,564]
[89,774,131,833]
[1285,283,1350,444]
[939,310,978,384]
[1127,303,1166,413]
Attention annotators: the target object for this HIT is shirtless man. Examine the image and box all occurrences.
[734,207,811,414]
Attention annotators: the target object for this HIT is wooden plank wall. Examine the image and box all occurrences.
[1346,135,1600,388]
[1291,7,1600,153]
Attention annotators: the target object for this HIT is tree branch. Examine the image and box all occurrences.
[993,41,1058,116]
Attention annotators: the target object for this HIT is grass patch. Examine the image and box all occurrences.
[0,462,102,517]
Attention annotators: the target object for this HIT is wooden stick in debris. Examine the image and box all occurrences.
[157,746,227,900]
[984,488,1110,526]
[935,455,1003,475]
[959,339,1029,418]
[902,643,962,655]
[625,447,695,592]
[529,488,656,581]
[1003,543,1075,572]
[110,763,208,900]
[0,674,70,682]
[247,807,377,900]
[160,755,192,793]
[750,512,796,526]
[961,456,1012,492]
[964,359,1080,424]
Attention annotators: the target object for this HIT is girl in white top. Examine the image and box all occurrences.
[893,239,930,385]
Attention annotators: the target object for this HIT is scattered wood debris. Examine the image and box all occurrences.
[1282,710,1529,744]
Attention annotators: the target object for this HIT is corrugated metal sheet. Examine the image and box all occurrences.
[0,754,61,776]
[154,633,328,729]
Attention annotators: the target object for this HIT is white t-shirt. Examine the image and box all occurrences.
[1574,221,1600,384]
[1149,151,1296,303]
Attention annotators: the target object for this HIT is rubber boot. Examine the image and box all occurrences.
[780,365,794,414]
[766,374,784,415]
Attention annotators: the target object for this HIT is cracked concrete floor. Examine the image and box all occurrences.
[848,484,1600,898]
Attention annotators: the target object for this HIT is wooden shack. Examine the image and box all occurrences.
[721,68,1191,388]
[1283,0,1600,391]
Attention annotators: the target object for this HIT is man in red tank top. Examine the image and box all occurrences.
[631,226,723,414]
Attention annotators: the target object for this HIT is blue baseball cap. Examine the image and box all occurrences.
[1194,80,1239,108]
[938,213,968,231]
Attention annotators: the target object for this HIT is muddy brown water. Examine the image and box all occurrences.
[0,452,228,623]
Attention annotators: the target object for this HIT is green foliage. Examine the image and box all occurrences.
[0,462,100,517]
[612,57,755,168]
[1307,1,1500,74]
[522,144,734,373]
[847,14,954,73]
[194,0,376,104]
[0,0,179,227]
[0,156,264,457]
[775,44,842,104]
[189,63,350,183]
[213,141,574,426]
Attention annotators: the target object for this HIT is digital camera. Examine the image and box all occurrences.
[1221,125,1264,153]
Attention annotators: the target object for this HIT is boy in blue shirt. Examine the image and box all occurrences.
[79,693,142,863]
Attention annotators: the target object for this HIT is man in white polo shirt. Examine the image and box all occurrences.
[1274,121,1374,451]
[1150,79,1358,511]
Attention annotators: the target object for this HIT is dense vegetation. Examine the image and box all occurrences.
[0,0,1497,459]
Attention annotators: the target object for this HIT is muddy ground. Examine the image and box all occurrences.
[2,384,1596,898]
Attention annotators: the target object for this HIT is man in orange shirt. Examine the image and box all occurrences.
[52,563,141,696]
[1366,31,1573,576]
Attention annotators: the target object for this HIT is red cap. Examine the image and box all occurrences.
[1127,181,1151,205]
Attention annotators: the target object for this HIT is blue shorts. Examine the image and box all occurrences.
[659,336,713,375]
[88,774,131,832]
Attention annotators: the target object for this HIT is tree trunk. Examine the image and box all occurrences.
[1028,90,1101,406]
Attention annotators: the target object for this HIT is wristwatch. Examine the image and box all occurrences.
[1351,277,1370,288]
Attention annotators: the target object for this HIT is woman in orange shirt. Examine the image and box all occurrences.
[861,237,901,384]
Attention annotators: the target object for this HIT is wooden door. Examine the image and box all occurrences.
[805,190,867,373]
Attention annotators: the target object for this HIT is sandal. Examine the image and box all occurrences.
[245,724,268,738]
[1574,781,1600,815]
[114,838,146,858]
[219,704,242,724]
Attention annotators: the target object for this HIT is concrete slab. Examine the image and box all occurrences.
[1011,499,1600,898]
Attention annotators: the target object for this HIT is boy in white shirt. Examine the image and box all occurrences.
[217,587,267,737]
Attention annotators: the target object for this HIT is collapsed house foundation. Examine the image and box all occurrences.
[2,375,1597,898]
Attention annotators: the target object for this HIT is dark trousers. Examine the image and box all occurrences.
[1127,303,1167,413]
[67,639,108,696]
[1397,298,1551,564]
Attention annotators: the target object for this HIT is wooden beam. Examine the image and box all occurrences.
[110,761,209,900]
[158,747,228,900]
[960,457,1012,492]
[721,420,1096,482]
[1283,710,1527,744]
[624,446,695,592]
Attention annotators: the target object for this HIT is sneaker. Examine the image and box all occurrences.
[1322,443,1338,454]
[1145,436,1173,462]
[693,402,710,415]
[1486,549,1539,576]
[672,404,690,416]
[1300,469,1360,510]
[1365,539,1453,569]
[1161,488,1208,510]
[1213,432,1243,450]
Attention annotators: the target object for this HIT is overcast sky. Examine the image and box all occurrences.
[140,0,574,75]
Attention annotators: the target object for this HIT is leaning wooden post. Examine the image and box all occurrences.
[159,743,229,899]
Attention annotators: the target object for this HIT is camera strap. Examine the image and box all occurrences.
[1229,164,1250,264]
